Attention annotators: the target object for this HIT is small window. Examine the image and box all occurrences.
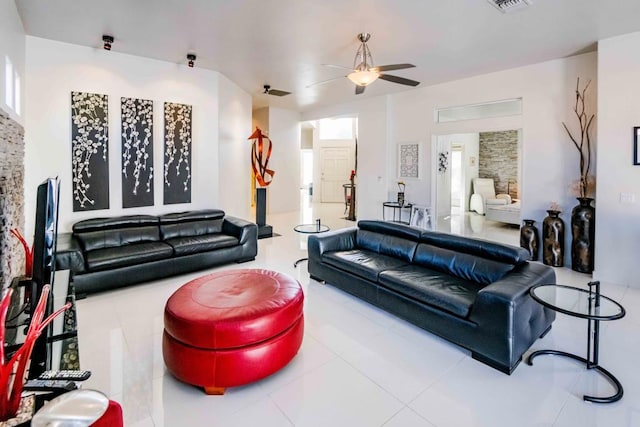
[13,71,20,116]
[5,56,14,110]
[318,117,354,140]
[435,98,522,123]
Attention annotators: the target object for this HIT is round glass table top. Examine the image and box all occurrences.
[383,202,412,208]
[530,284,625,320]
[294,224,330,234]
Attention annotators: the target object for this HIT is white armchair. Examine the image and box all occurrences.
[469,178,512,215]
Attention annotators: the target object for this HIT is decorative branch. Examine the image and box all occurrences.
[562,77,595,198]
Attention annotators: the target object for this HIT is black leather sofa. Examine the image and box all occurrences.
[308,220,556,374]
[56,210,257,297]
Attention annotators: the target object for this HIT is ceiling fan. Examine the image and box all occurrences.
[309,33,420,95]
[263,84,291,97]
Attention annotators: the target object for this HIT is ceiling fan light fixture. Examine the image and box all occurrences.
[347,70,379,87]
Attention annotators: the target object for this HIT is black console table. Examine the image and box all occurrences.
[527,281,625,403]
[382,202,412,224]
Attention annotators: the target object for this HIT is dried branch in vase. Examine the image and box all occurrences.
[562,77,595,199]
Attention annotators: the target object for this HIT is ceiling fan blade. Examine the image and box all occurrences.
[267,89,291,97]
[355,85,365,95]
[306,76,346,88]
[370,63,416,72]
[378,74,420,87]
[322,64,354,71]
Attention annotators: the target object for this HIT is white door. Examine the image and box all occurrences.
[320,147,351,203]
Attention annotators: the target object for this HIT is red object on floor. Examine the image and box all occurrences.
[163,269,304,393]
[90,400,123,427]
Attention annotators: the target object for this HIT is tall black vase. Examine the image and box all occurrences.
[520,219,539,261]
[571,197,595,273]
[543,210,564,267]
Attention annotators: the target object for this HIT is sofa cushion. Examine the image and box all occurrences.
[358,220,423,241]
[76,225,161,252]
[323,249,408,282]
[420,231,529,265]
[356,230,418,262]
[159,210,226,240]
[413,243,516,286]
[166,234,239,256]
[86,242,174,272]
[379,264,481,318]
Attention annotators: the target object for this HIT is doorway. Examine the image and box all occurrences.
[299,117,357,222]
[433,130,521,245]
[450,144,464,214]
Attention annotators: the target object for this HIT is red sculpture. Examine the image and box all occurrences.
[248,127,274,187]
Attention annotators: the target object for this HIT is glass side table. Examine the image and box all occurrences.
[527,281,625,403]
[382,202,413,224]
[293,219,330,267]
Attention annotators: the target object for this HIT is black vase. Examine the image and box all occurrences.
[571,197,595,273]
[520,219,539,261]
[543,210,564,267]
[397,192,405,206]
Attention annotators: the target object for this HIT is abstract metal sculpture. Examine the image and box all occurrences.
[248,127,274,187]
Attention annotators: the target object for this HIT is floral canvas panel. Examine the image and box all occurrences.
[122,97,154,208]
[71,92,109,211]
[164,102,192,205]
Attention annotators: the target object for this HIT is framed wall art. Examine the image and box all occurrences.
[122,97,154,208]
[164,102,192,204]
[409,205,433,230]
[398,142,420,179]
[634,126,640,165]
[71,91,109,211]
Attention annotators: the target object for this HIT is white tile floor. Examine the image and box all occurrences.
[75,198,640,426]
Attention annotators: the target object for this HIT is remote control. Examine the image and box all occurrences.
[38,370,92,381]
[23,379,78,392]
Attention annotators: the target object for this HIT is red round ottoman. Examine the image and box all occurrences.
[162,269,304,395]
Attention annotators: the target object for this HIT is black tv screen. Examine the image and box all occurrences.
[31,177,60,302]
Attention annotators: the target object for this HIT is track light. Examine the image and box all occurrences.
[102,35,114,51]
[187,54,196,68]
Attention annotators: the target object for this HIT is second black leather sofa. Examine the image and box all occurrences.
[57,209,257,297]
[308,220,556,374]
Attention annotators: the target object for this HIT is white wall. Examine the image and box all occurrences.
[0,0,25,124]
[267,107,301,214]
[305,53,596,260]
[25,36,251,233]
[218,74,252,220]
[595,32,640,288]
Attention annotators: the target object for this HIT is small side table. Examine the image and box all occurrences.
[382,202,412,224]
[293,219,330,267]
[527,281,625,403]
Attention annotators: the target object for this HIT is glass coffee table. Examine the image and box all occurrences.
[293,219,330,267]
[527,281,625,403]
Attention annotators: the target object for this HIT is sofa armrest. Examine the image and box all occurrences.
[467,262,556,369]
[308,228,357,260]
[55,233,86,273]
[222,216,257,245]
[469,262,555,326]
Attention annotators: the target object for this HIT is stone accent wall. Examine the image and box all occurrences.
[479,130,518,198]
[0,107,25,291]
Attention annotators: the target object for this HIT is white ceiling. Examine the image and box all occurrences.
[15,0,640,112]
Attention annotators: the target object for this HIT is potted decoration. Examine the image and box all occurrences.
[0,285,70,422]
[562,78,595,273]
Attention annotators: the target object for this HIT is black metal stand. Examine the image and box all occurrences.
[293,257,308,267]
[527,281,623,403]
